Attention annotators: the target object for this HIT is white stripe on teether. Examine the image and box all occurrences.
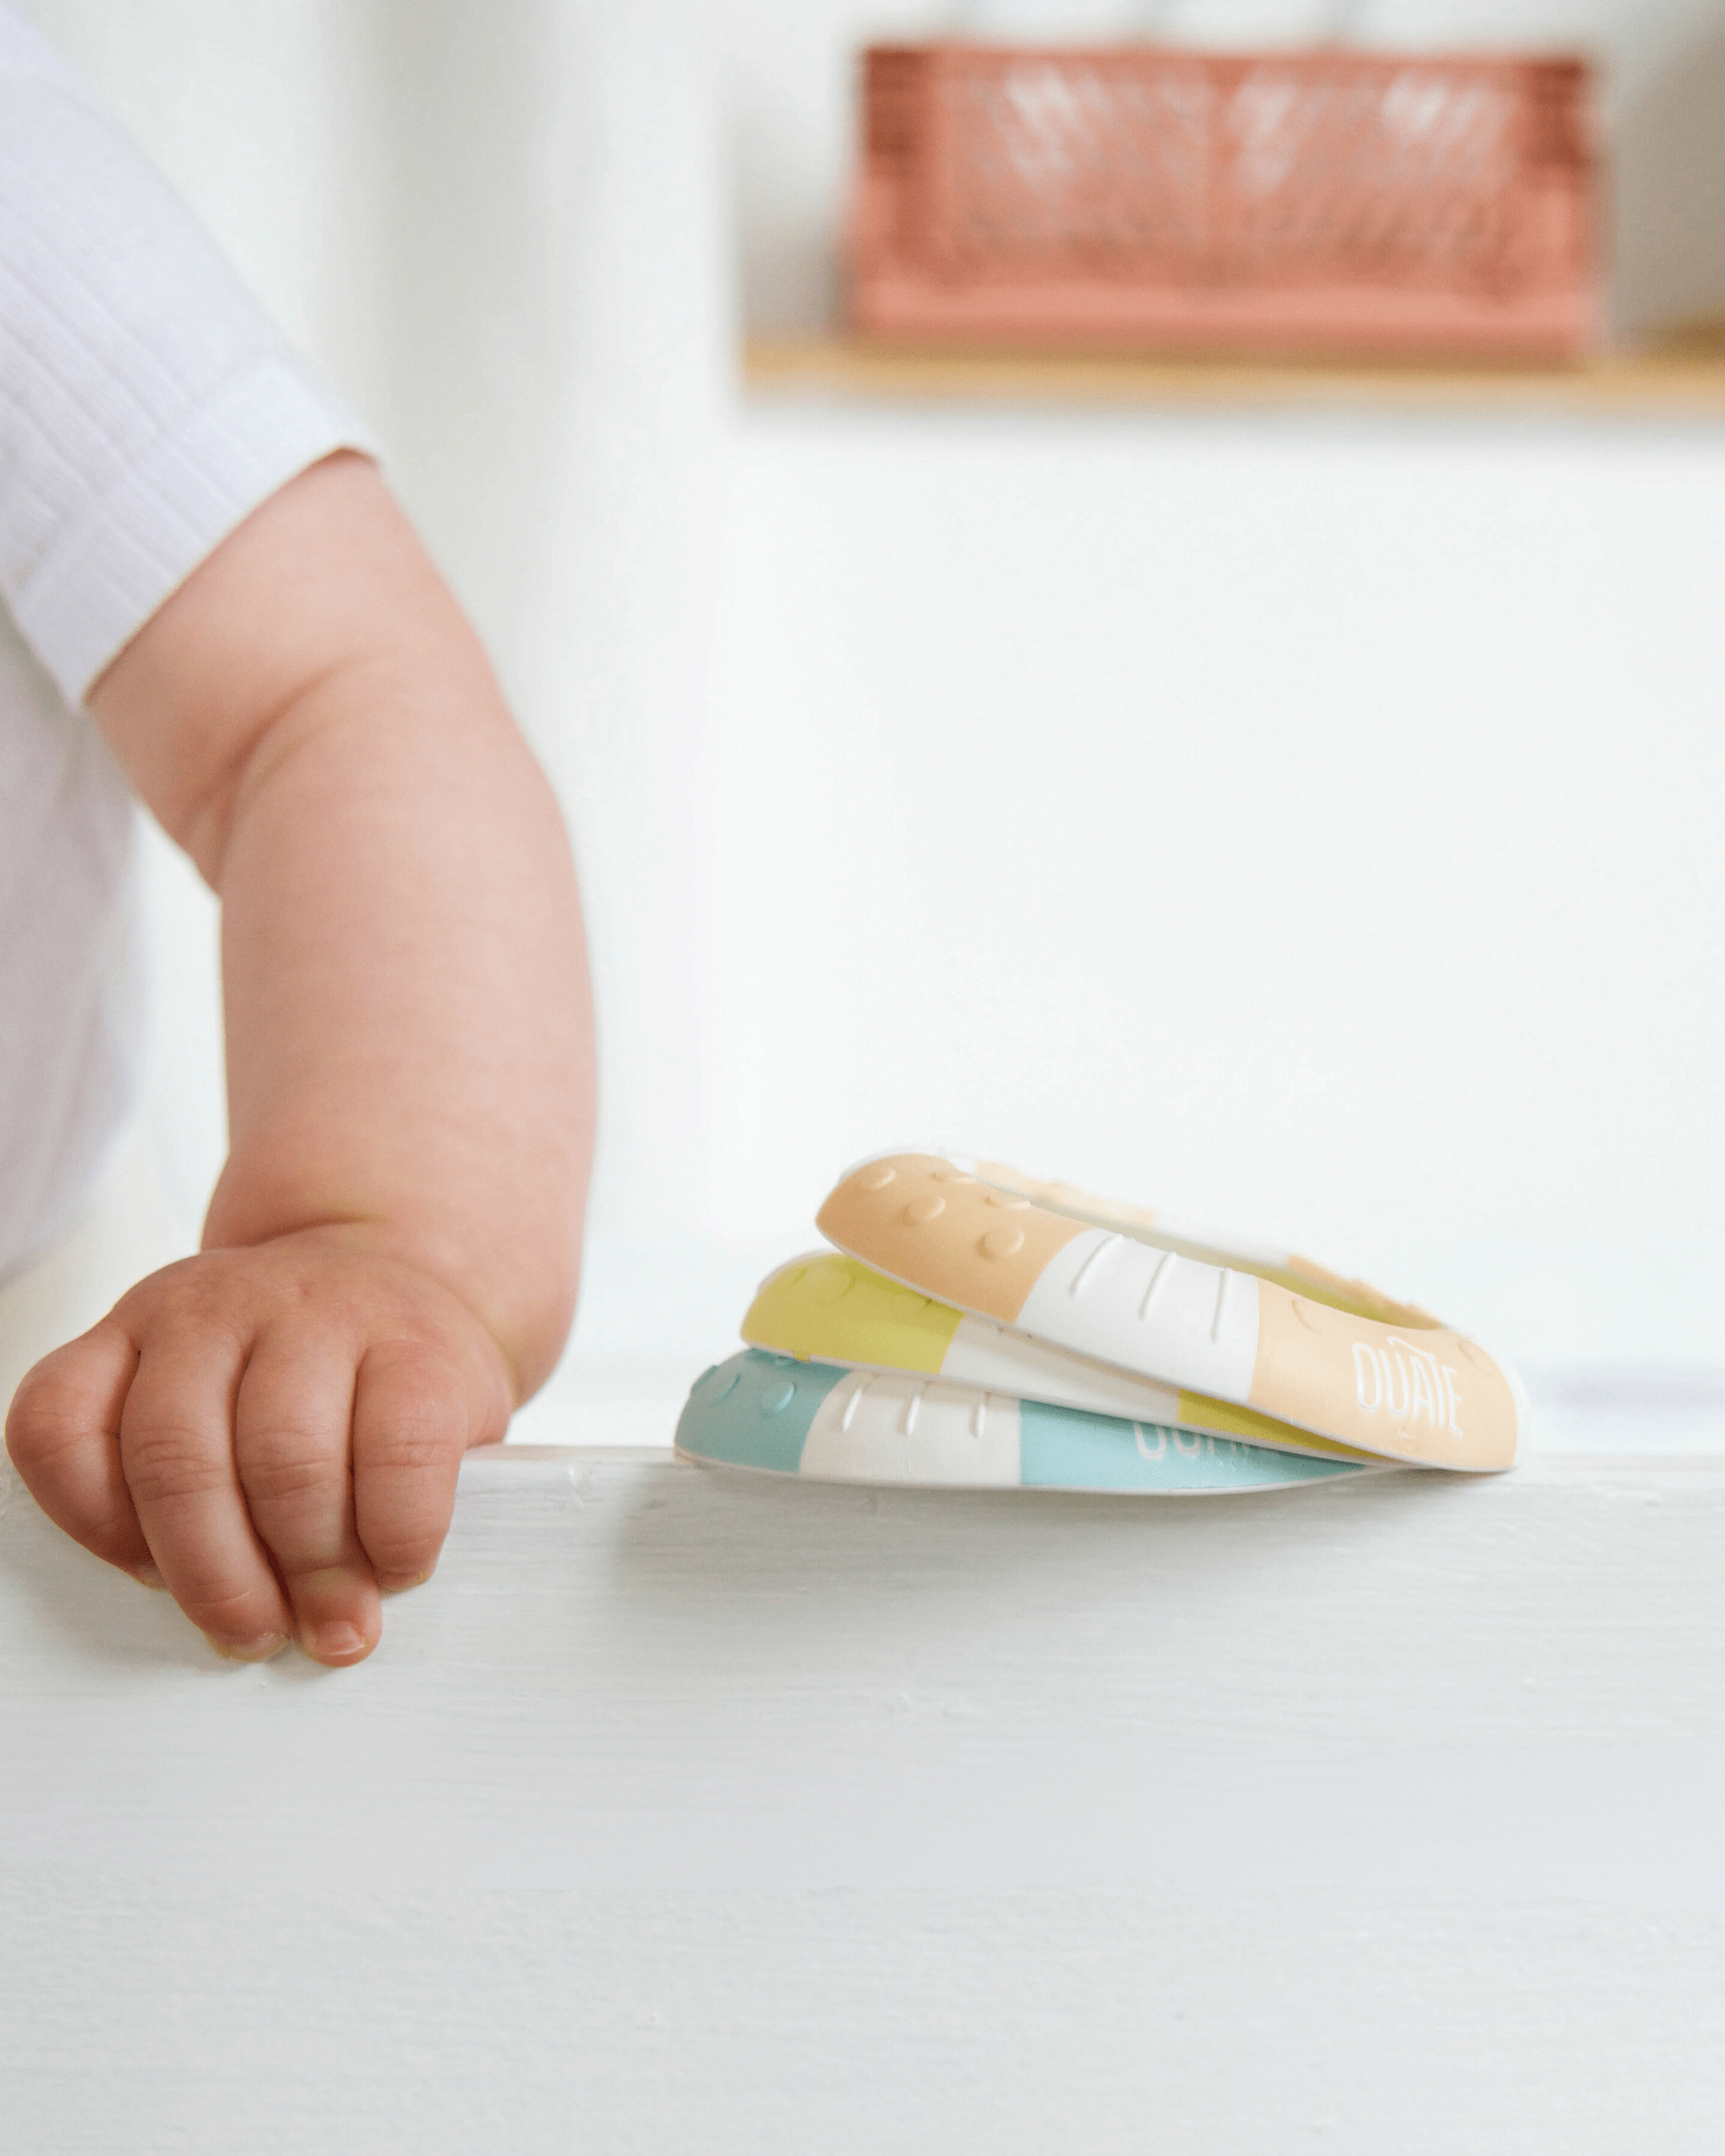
[941,1313,1183,1423]
[801,1372,1020,1486]
[1018,1229,1260,1401]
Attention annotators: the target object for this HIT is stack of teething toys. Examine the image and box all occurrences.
[674,1151,1526,1494]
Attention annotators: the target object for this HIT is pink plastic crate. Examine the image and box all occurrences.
[849,42,1600,360]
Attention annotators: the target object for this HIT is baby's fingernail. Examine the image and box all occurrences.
[379,1568,431,1597]
[206,1631,289,1664]
[129,1564,166,1591]
[308,1620,368,1664]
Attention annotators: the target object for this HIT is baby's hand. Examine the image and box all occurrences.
[4,1230,512,1664]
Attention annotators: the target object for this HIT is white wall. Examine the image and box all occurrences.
[707,399,1725,1380]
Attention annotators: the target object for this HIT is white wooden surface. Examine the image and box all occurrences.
[4,1437,1725,2153]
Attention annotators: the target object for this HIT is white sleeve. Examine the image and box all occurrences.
[0,5,380,706]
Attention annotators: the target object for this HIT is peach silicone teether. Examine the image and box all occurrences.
[815,1154,1523,1472]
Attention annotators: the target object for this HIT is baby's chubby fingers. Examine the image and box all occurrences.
[5,1323,152,1579]
[11,1233,514,1664]
[118,1319,293,1659]
[350,1340,474,1595]
[235,1330,381,1666]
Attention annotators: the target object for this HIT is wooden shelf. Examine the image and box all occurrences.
[744,331,1725,418]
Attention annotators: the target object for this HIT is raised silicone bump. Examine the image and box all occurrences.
[745,1253,961,1375]
[817,1153,1088,1323]
[674,1351,838,1473]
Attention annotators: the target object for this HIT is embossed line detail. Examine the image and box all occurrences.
[904,1194,945,1225]
[1138,1247,1176,1319]
[971,1394,988,1440]
[1210,1269,1232,1344]
[839,1372,870,1432]
[902,1381,929,1438]
[1068,1232,1124,1300]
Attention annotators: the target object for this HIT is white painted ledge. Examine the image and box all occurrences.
[4,1441,1725,2153]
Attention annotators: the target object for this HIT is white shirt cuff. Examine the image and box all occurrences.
[12,351,381,706]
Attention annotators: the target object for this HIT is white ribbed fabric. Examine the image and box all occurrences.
[0,2,376,1281]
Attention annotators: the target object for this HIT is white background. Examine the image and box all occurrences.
[16,0,1725,1434]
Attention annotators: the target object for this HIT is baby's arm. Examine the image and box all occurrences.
[5,452,593,1664]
